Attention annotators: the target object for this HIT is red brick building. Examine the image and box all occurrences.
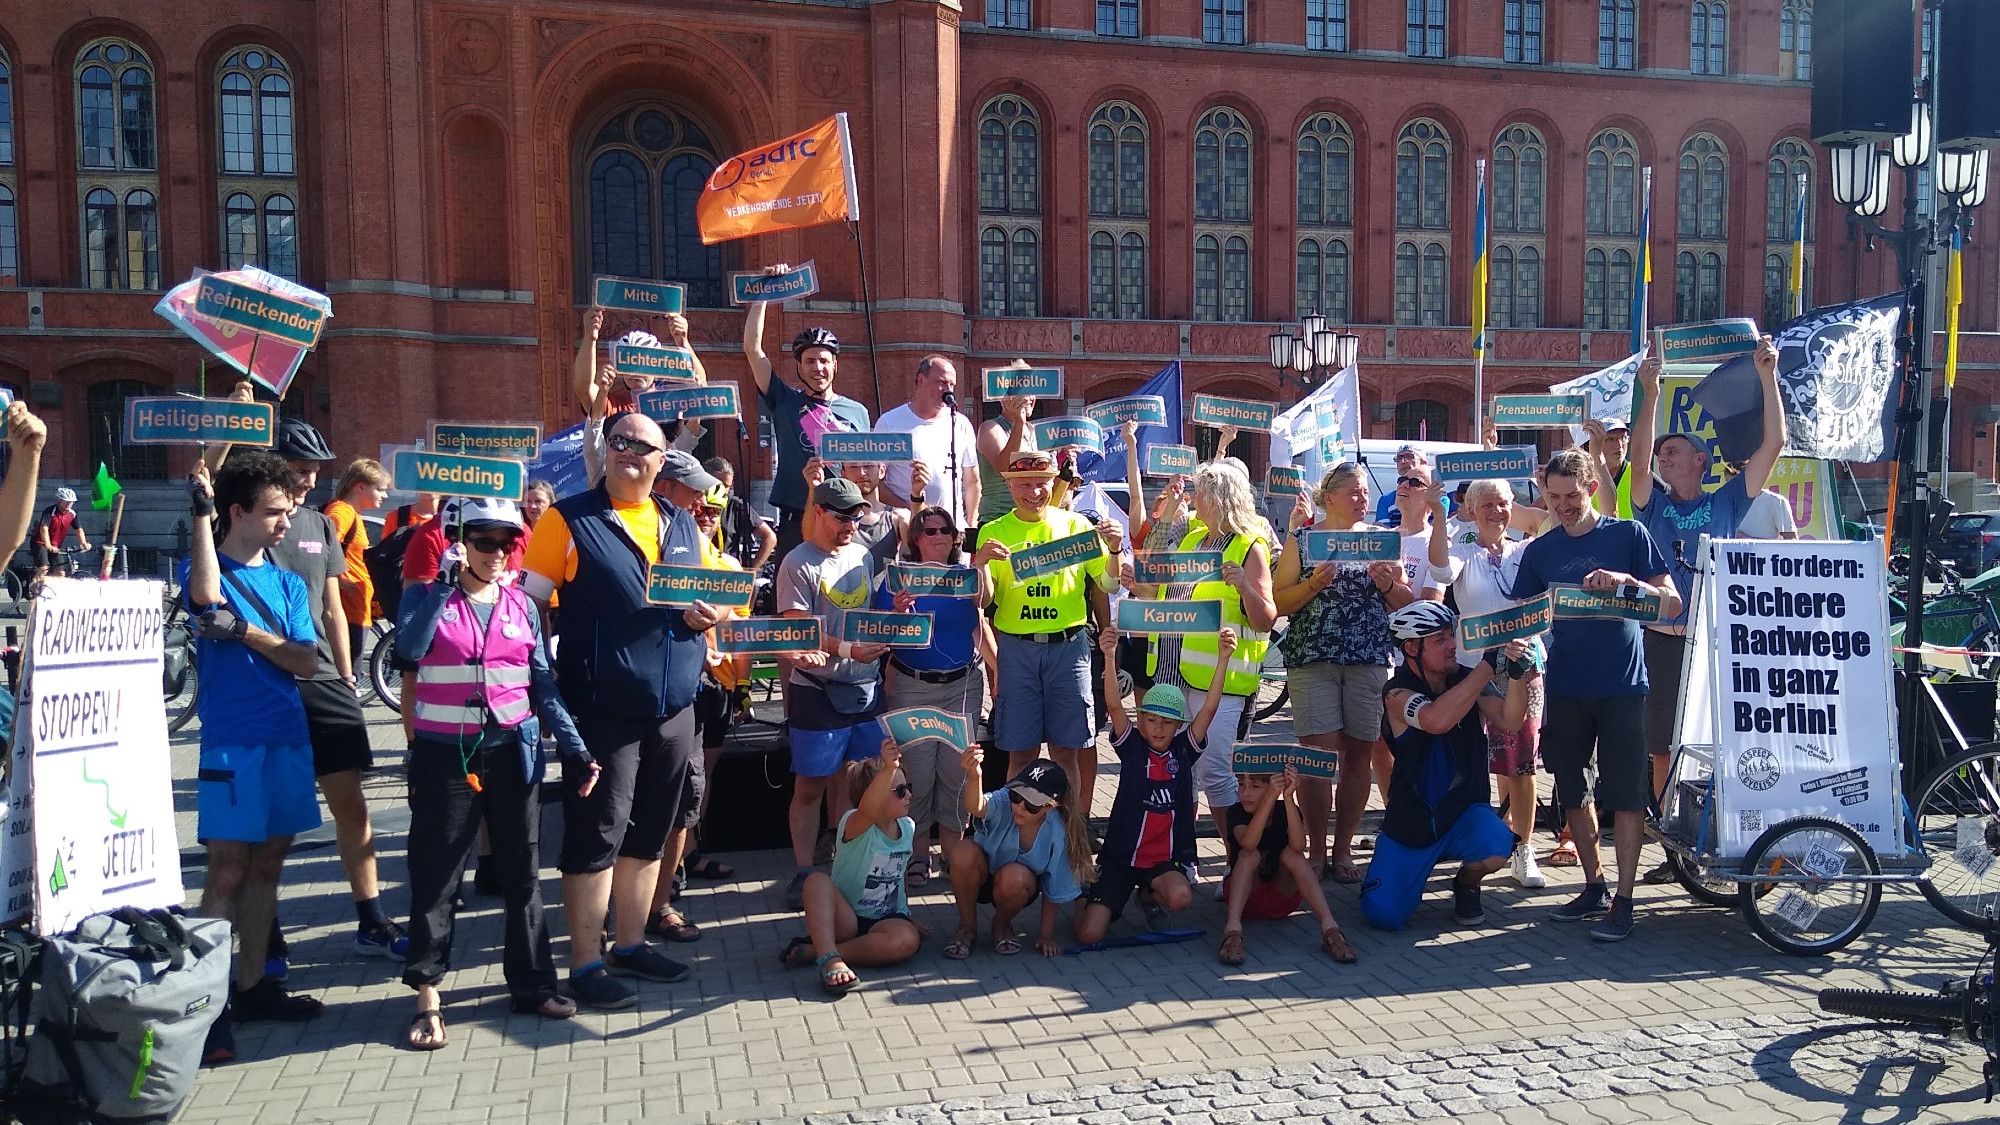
[0,0,1995,489]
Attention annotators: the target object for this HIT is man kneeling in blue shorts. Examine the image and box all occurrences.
[1361,602,1536,931]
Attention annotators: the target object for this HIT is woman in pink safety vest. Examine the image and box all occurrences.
[392,496,600,1051]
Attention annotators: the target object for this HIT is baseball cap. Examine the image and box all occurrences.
[1002,450,1058,479]
[658,449,721,492]
[1139,683,1191,723]
[813,477,868,511]
[1005,759,1069,810]
[1396,443,1421,458]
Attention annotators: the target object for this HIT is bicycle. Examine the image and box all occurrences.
[1817,915,1999,1101]
[1890,559,2000,679]
[161,590,199,734]
[369,620,402,714]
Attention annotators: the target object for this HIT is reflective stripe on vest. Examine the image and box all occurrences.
[1175,529,1269,696]
[412,586,538,738]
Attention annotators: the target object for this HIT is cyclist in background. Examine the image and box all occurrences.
[33,486,90,581]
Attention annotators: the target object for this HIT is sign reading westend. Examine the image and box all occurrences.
[1008,529,1105,582]
[1191,393,1277,432]
[1490,394,1587,429]
[1659,318,1760,364]
[729,261,819,305]
[1266,466,1308,497]
[592,276,686,315]
[1434,447,1537,484]
[430,422,543,459]
[1133,551,1224,586]
[1032,417,1105,453]
[611,344,700,382]
[124,398,275,446]
[1084,395,1170,430]
[1116,598,1224,635]
[982,365,1063,401]
[639,383,740,421]
[391,450,525,500]
[1300,530,1401,564]
[1144,444,1199,476]
[193,275,327,348]
[715,617,823,655]
[882,707,971,750]
[646,565,757,609]
[1457,593,1552,652]
[818,431,915,462]
[1550,583,1664,622]
[887,563,981,598]
[842,610,935,648]
[1233,744,1340,780]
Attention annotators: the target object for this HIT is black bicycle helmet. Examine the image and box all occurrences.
[275,416,335,462]
[790,327,840,360]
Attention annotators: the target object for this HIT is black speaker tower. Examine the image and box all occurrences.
[1811,0,1916,145]
[1936,0,2000,150]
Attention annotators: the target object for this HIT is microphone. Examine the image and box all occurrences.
[942,391,958,408]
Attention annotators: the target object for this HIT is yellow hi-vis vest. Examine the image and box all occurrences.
[1154,527,1269,696]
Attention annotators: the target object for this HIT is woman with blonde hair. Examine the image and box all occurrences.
[324,458,391,660]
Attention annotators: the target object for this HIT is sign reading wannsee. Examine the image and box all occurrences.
[611,344,700,382]
[715,617,822,655]
[1032,417,1105,453]
[391,450,525,500]
[729,261,819,305]
[1490,395,1587,428]
[639,383,740,421]
[592,276,686,314]
[818,431,915,462]
[646,565,757,609]
[1434,447,1537,484]
[193,275,327,348]
[982,366,1063,401]
[430,422,542,459]
[1116,598,1224,635]
[1191,394,1277,432]
[1457,593,1552,652]
[124,397,275,446]
[1300,530,1401,564]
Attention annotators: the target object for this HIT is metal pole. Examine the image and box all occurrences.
[1899,158,1936,769]
[849,220,884,417]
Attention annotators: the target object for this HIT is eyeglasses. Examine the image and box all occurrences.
[919,525,955,537]
[890,782,913,798]
[1008,791,1051,812]
[607,433,663,457]
[820,505,863,525]
[466,534,517,554]
[698,506,724,517]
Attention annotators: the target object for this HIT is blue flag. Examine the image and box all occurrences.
[527,421,590,498]
[1080,360,1184,483]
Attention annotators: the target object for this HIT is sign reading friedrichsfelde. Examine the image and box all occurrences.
[1133,551,1223,586]
[639,383,739,421]
[1084,395,1169,431]
[1033,417,1104,453]
[391,450,525,500]
[818,431,915,463]
[1434,447,1537,484]
[193,275,327,348]
[611,344,700,382]
[1266,466,1307,498]
[842,610,935,648]
[1232,744,1340,780]
[1145,444,1199,476]
[887,563,981,598]
[1490,394,1587,429]
[1191,394,1276,432]
[1457,593,1552,652]
[1008,529,1104,581]
[729,261,819,305]
[593,276,686,314]
[430,421,542,459]
[982,365,1063,401]
[1550,584,1663,622]
[715,617,822,655]
[646,565,757,609]
[124,397,275,446]
[1116,598,1224,635]
[1300,530,1400,564]
[1659,318,1760,364]
[882,706,970,750]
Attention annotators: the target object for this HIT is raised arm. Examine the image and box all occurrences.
[1740,335,1787,496]
[1627,341,1663,511]
[961,744,988,821]
[1121,419,1145,519]
[202,381,259,474]
[664,313,706,386]
[741,265,789,396]
[849,740,906,840]
[1098,625,1130,741]
[572,307,605,412]
[1188,628,1238,746]
[0,403,47,561]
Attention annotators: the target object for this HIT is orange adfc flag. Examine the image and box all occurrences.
[697,113,861,245]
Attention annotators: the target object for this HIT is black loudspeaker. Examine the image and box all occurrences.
[1935,0,2000,150]
[1811,0,1915,144]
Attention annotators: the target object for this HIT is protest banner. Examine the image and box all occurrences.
[1434,447,1537,484]
[1457,593,1552,653]
[1490,394,1586,429]
[124,398,275,446]
[646,565,757,609]
[1191,394,1277,432]
[1144,444,1199,476]
[715,617,823,655]
[1133,551,1224,586]
[1266,466,1307,498]
[1300,530,1401,564]
[156,267,329,397]
[729,261,819,305]
[697,113,860,245]
[1115,599,1224,635]
[882,707,971,750]
[1033,418,1105,453]
[639,383,740,422]
[818,431,915,463]
[592,276,686,315]
[1084,395,1169,430]
[843,610,935,648]
[1009,529,1105,581]
[1658,375,1838,538]
[193,273,328,348]
[886,563,981,598]
[392,450,525,500]
[1232,744,1340,780]
[1659,318,1760,364]
[430,422,542,459]
[1550,584,1663,622]
[983,365,1063,400]
[611,343,701,383]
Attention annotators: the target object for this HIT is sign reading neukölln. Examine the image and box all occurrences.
[715,617,823,656]
[1116,599,1224,635]
[818,431,915,463]
[1456,593,1552,653]
[982,366,1063,401]
[124,398,276,446]
[592,276,686,315]
[640,384,740,422]
[646,565,757,610]
[430,422,542,460]
[729,261,819,305]
[1232,744,1340,780]
[1490,394,1587,429]
[1190,394,1277,432]
[392,451,525,500]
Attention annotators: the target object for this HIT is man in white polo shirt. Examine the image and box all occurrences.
[876,355,979,526]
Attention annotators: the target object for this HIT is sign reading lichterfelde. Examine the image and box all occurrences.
[1300,530,1400,565]
[1490,394,1586,429]
[1032,418,1105,453]
[391,451,526,500]
[1457,593,1551,652]
[982,365,1063,401]
[1232,744,1339,780]
[1549,584,1663,622]
[1191,394,1277,432]
[646,565,757,609]
[715,617,822,655]
[612,344,700,383]
[1144,444,1199,476]
[1008,529,1104,582]
[593,276,686,315]
[1084,395,1169,431]
[1434,447,1537,484]
[640,383,739,422]
[882,707,970,750]
[887,563,980,598]
[123,397,275,446]
[1133,551,1223,586]
[818,431,915,463]
[430,421,542,460]
[729,261,819,305]
[1115,599,1223,635]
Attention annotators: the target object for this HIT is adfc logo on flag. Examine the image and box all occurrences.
[698,113,860,244]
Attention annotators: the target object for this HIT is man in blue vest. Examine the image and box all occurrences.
[522,413,724,1010]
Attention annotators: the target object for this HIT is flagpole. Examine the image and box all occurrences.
[1630,166,1653,363]
[848,219,884,418]
[1790,171,1808,319]
[1470,158,1489,436]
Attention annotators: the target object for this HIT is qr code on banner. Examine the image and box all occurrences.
[1739,809,1764,836]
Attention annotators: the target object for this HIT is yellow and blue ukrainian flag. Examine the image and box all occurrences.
[1471,159,1489,359]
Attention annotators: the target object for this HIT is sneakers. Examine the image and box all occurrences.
[1452,875,1486,926]
[568,966,637,1011]
[231,978,323,1023]
[1590,895,1636,943]
[1641,861,1677,885]
[355,921,410,959]
[1510,845,1547,889]
[606,943,692,984]
[1551,882,1611,922]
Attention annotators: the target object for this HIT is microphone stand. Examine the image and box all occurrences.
[943,390,961,525]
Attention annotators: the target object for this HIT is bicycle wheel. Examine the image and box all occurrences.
[163,619,200,734]
[369,626,402,714]
[1913,746,2000,929]
[1252,637,1289,723]
[1738,815,1881,956]
[1666,849,1741,908]
[1966,627,2000,680]
[0,568,20,616]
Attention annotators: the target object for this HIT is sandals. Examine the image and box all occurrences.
[993,932,1024,956]
[779,935,816,969]
[943,927,975,960]
[509,991,578,1020]
[1217,929,1245,966]
[1548,833,1582,867]
[906,856,931,887]
[816,951,858,994]
[683,855,736,881]
[406,1009,447,1051]
[1325,859,1364,884]
[1321,927,1359,964]
[646,909,701,943]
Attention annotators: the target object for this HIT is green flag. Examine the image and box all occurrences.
[91,462,122,511]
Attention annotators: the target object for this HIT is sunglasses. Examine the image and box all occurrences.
[1008,791,1051,812]
[919,525,955,537]
[890,782,913,798]
[1398,477,1431,489]
[466,534,518,554]
[820,505,864,525]
[607,433,663,457]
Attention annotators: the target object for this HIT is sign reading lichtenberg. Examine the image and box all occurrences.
[729,261,819,305]
[646,565,757,609]
[887,563,981,598]
[1032,417,1105,453]
[1116,598,1224,635]
[1300,530,1401,564]
[639,384,740,421]
[1550,584,1663,622]
[1457,593,1552,652]
[1658,318,1760,364]
[1434,447,1537,484]
[818,431,915,463]
[1144,444,1199,476]
[1191,394,1276,432]
[430,422,542,459]
[715,617,822,655]
[882,707,970,750]
[842,610,935,648]
[1008,529,1105,582]
[982,365,1063,401]
[1266,466,1307,497]
[1084,395,1169,430]
[1490,394,1587,429]
[592,276,686,315]
[1232,744,1340,780]
[124,397,275,446]
[1133,551,1224,586]
[611,344,700,382]
[391,450,525,500]
[193,275,327,348]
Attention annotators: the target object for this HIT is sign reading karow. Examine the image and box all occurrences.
[1300,530,1401,565]
[639,383,740,421]
[818,431,915,463]
[611,344,701,382]
[1133,551,1224,587]
[887,563,981,598]
[730,261,819,305]
[1550,584,1664,622]
[1490,394,1587,429]
[430,422,542,460]
[1144,444,1199,476]
[1266,466,1308,498]
[391,450,525,500]
[1457,593,1552,653]
[1033,417,1105,453]
[124,398,275,446]
[982,365,1063,401]
[1191,394,1277,432]
[193,275,327,348]
[842,610,935,648]
[646,565,757,609]
[715,616,823,655]
[882,707,970,750]
[1116,598,1224,635]
[1433,447,1537,484]
[1008,529,1105,582]
[1659,318,1760,364]
[593,276,686,315]
[1232,744,1340,780]
[1084,395,1169,431]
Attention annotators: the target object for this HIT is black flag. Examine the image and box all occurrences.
[1692,292,1905,465]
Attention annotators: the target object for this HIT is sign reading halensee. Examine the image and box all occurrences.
[1032,417,1105,453]
[611,344,700,382]
[842,610,935,648]
[1133,550,1224,586]
[646,565,757,609]
[593,276,686,315]
[1144,444,1199,476]
[1008,529,1105,582]
[639,384,739,421]
[882,707,970,750]
[1300,530,1401,564]
[1232,744,1339,780]
[818,431,915,463]
[982,365,1063,401]
[715,617,822,655]
[1191,393,1276,432]
[729,261,819,305]
[430,421,542,459]
[1434,447,1537,484]
[1084,395,1169,430]
[391,450,525,500]
[1490,394,1587,429]
[1550,584,1663,622]
[193,275,328,348]
[124,397,275,446]
[887,563,981,598]
[1115,598,1224,635]
[1457,593,1551,652]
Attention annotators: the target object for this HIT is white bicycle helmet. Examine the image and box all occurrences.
[456,497,525,533]
[1388,600,1457,642]
[613,330,662,350]
[54,488,77,503]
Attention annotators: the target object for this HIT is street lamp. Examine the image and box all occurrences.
[1892,100,1933,168]
[1828,142,1877,206]
[1267,312,1358,395]
[1853,151,1894,218]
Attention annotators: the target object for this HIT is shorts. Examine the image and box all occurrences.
[197,742,323,843]
[694,679,731,752]
[559,706,702,875]
[1286,661,1389,741]
[1358,803,1515,931]
[1541,694,1650,814]
[992,631,1095,753]
[854,911,913,936]
[1643,630,1687,757]
[786,679,886,778]
[1083,860,1192,920]
[299,676,374,776]
[1484,677,1543,777]
[978,871,1041,908]
[1183,687,1247,811]
[1225,864,1303,921]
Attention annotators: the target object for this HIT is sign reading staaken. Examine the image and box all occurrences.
[1145,444,1199,476]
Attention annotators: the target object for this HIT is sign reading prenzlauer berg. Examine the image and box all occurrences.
[1133,551,1224,586]
[1433,446,1537,484]
[842,610,935,648]
[1008,528,1105,582]
[729,261,820,305]
[1191,393,1277,432]
[1116,598,1224,635]
[818,431,916,463]
[1490,394,1587,429]
[639,384,740,422]
[982,365,1063,401]
[611,344,701,382]
[430,422,543,460]
[1145,444,1199,476]
[391,450,526,500]
[715,617,823,655]
[646,565,757,609]
[593,276,687,315]
[1456,593,1552,652]
[124,398,275,446]
[193,275,327,348]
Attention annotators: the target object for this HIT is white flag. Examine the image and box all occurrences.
[1270,363,1361,488]
[1552,351,1642,446]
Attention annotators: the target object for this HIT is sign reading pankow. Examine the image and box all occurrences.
[715,617,823,655]
[1490,394,1587,429]
[882,707,971,750]
[593,276,686,314]
[1457,593,1552,652]
[1300,530,1401,565]
[611,344,701,382]
[1115,598,1224,635]
[729,261,819,305]
[1144,444,1199,476]
[646,565,757,609]
[982,365,1063,400]
[639,383,740,421]
[391,450,525,500]
[818,431,915,463]
[124,397,275,446]
[1008,529,1105,582]
[842,610,935,648]
[429,422,543,459]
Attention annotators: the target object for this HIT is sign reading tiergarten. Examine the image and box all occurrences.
[639,384,740,421]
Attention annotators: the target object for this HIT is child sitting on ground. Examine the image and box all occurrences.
[1074,626,1234,946]
[780,741,923,994]
[1219,764,1358,966]
[944,754,1095,959]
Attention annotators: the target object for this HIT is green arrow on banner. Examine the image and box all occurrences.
[48,854,68,896]
[83,760,129,829]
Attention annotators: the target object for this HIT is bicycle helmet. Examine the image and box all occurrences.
[276,417,335,462]
[1387,600,1457,642]
[790,327,840,360]
[455,497,525,533]
[614,329,662,350]
[53,488,76,503]
[436,496,468,542]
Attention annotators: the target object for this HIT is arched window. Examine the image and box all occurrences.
[1690,2,1727,75]
[1394,241,1448,327]
[1780,0,1813,80]
[1675,134,1727,319]
[1584,130,1641,331]
[1193,108,1252,321]
[88,378,169,481]
[216,49,303,280]
[1493,125,1544,234]
[1490,125,1544,329]
[1395,398,1448,442]
[1598,0,1637,69]
[1765,138,1813,243]
[1395,120,1450,230]
[78,41,161,289]
[1088,102,1148,319]
[1505,1,1544,64]
[1297,114,1352,229]
[975,96,1041,316]
[580,104,728,308]
[0,46,14,285]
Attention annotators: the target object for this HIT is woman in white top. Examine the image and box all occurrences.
[1424,478,1549,890]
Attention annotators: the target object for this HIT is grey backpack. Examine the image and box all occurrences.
[19,908,231,1123]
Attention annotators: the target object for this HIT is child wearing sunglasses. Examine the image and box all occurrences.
[779,740,922,994]
[944,753,1093,958]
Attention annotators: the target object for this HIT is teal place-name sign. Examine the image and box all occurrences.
[1434,447,1537,484]
[715,616,823,655]
[1301,529,1400,564]
[1191,393,1276,432]
[1133,550,1224,586]
[887,563,981,598]
[1659,318,1760,364]
[1317,436,1353,464]
[1008,528,1105,582]
[1232,743,1340,780]
[842,610,935,648]
[1490,394,1587,429]
[882,706,971,750]
[1457,592,1552,652]
[430,421,542,459]
[1549,584,1664,622]
[1115,598,1224,635]
[124,397,276,446]
[193,275,327,348]
[391,450,525,500]
[1084,395,1169,431]
[1266,466,1308,498]
[982,365,1063,401]
[593,275,686,314]
[646,564,757,609]
[639,383,739,421]
[818,431,915,462]
[730,261,819,305]
[1033,417,1104,453]
[612,344,700,382]
[1145,443,1199,476]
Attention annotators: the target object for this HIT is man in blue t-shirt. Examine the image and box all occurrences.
[182,452,325,1056]
[1508,449,1678,944]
